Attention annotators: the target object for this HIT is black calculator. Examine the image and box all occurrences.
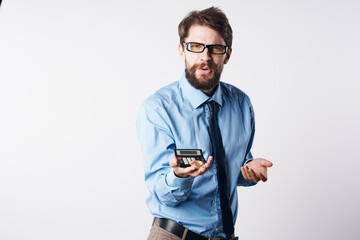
[174,149,206,168]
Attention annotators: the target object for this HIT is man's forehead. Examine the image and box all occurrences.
[185,24,225,45]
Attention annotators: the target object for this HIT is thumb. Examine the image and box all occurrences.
[260,159,273,168]
[169,156,178,167]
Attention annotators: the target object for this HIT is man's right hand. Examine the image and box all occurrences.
[169,156,213,178]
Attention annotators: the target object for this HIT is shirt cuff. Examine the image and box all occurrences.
[238,171,258,187]
[166,170,194,190]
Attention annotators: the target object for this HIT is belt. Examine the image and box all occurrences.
[153,217,238,240]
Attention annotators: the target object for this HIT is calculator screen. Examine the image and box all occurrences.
[176,149,201,156]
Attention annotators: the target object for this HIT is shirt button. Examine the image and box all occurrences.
[218,206,221,210]
[216,228,219,231]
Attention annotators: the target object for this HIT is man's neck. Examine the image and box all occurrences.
[201,84,218,97]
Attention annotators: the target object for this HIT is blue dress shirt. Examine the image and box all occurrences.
[136,72,257,238]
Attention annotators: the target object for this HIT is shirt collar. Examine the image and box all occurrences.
[179,71,223,109]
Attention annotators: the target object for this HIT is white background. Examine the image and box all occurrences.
[0,0,359,239]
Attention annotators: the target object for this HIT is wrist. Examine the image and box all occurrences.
[174,170,189,178]
[245,159,253,165]
[166,170,194,189]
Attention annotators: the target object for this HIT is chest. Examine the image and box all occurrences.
[169,104,252,165]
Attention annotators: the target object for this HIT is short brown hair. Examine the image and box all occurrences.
[178,7,233,48]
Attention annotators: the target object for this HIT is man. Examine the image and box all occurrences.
[137,7,273,240]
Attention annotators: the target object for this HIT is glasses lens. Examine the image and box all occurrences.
[187,43,205,52]
[209,45,226,54]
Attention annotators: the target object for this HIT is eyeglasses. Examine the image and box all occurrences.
[183,42,228,55]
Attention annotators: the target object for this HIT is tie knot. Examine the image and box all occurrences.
[207,100,217,114]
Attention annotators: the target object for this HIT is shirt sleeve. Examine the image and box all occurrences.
[237,97,258,187]
[136,101,194,207]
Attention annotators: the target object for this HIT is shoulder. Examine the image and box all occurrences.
[220,81,252,107]
[138,81,180,116]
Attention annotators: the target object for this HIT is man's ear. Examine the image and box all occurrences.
[224,48,232,64]
[178,43,186,61]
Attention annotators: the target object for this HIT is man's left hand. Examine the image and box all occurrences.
[241,158,273,182]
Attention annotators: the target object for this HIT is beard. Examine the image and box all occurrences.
[185,60,223,91]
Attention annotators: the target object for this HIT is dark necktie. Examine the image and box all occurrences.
[207,101,234,237]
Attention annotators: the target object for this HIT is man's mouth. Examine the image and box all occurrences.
[198,65,212,74]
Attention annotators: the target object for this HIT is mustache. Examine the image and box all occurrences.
[191,61,214,70]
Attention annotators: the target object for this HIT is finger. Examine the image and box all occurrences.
[246,166,255,181]
[169,157,178,167]
[256,166,268,182]
[197,165,207,175]
[204,156,213,168]
[182,165,197,173]
[259,171,267,182]
[189,166,207,177]
[173,162,197,178]
[245,166,254,181]
[260,159,273,168]
[241,166,250,181]
[194,168,205,176]
[197,156,213,175]
[247,165,260,182]
[175,166,198,178]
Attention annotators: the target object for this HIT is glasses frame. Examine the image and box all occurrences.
[183,42,228,55]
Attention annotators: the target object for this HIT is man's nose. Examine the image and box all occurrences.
[200,47,211,61]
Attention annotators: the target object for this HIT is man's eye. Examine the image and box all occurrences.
[191,44,201,48]
[210,46,225,53]
[212,46,224,51]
